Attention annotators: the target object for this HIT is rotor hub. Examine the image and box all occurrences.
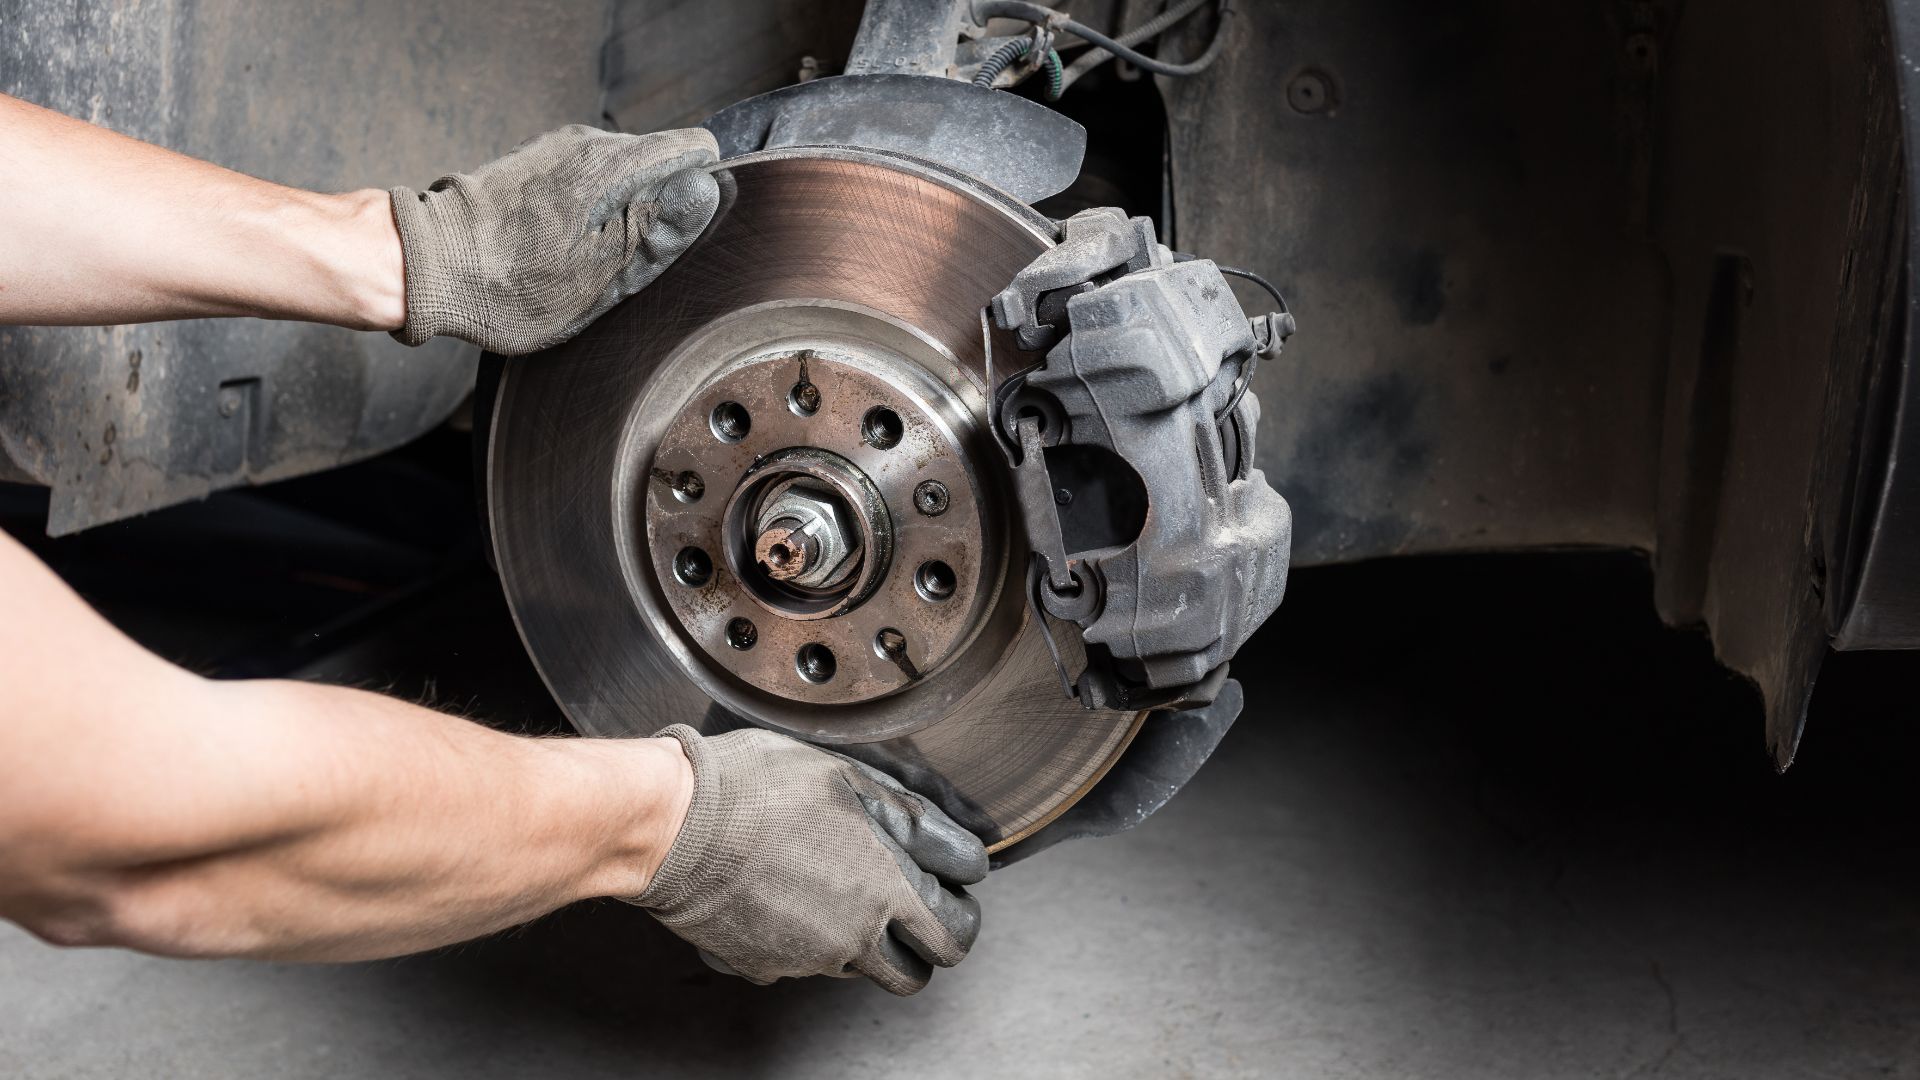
[645,341,993,710]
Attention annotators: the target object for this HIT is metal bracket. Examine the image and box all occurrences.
[701,74,1086,205]
[1013,414,1076,595]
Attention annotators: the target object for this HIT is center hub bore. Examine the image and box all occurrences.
[641,339,995,707]
[753,483,854,586]
[719,446,893,620]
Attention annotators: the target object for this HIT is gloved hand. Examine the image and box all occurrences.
[633,725,988,996]
[388,124,720,356]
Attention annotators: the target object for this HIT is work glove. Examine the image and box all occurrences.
[388,124,720,356]
[633,725,989,996]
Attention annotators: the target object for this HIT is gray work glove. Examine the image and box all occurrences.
[388,124,720,356]
[634,725,988,996]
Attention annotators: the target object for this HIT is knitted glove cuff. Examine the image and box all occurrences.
[633,724,725,912]
[388,184,487,348]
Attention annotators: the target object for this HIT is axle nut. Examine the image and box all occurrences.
[753,483,860,589]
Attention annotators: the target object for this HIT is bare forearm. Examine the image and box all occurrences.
[0,92,403,330]
[5,681,689,962]
[0,533,690,962]
[59,684,686,962]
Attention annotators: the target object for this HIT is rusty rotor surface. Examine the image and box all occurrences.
[486,148,1143,850]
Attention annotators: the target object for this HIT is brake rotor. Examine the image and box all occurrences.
[486,147,1143,849]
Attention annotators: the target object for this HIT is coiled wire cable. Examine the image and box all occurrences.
[971,36,1065,99]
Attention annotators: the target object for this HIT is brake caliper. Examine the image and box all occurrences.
[990,208,1294,711]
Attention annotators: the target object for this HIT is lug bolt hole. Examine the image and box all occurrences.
[673,546,713,588]
[709,401,751,443]
[796,642,837,684]
[861,406,903,450]
[725,617,758,651]
[789,382,821,417]
[915,560,956,602]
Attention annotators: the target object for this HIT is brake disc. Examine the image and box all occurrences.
[486,147,1143,850]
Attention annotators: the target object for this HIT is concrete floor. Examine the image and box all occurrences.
[2,500,1917,1076]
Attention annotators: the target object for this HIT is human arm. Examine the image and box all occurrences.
[0,92,721,354]
[0,529,986,990]
[0,528,692,962]
[0,93,982,988]
[0,92,406,331]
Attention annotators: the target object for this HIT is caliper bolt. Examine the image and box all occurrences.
[913,479,950,516]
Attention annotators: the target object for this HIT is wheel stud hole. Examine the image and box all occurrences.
[725,617,757,651]
[709,401,751,443]
[673,546,713,588]
[861,406,903,450]
[915,560,956,602]
[796,642,837,684]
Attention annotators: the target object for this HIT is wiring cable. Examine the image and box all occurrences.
[1059,0,1214,91]
[1175,253,1290,315]
[1170,254,1291,421]
[973,0,1234,79]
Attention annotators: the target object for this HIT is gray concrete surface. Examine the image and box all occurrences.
[2,545,1916,1078]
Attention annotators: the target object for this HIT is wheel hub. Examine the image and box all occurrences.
[647,336,995,709]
